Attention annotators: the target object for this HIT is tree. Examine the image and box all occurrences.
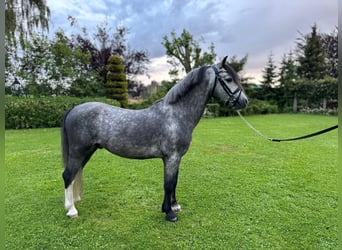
[17,33,53,96]
[226,55,249,84]
[5,0,50,47]
[50,31,104,97]
[296,24,327,80]
[321,27,338,78]
[314,77,338,109]
[259,52,278,103]
[5,0,50,91]
[279,51,298,112]
[295,24,337,110]
[5,37,20,86]
[14,31,101,97]
[70,18,150,84]
[162,29,216,79]
[261,52,278,88]
[279,52,297,87]
[106,56,128,107]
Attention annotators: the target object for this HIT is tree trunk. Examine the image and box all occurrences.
[322,97,327,109]
[292,92,298,113]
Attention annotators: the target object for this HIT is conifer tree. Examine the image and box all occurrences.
[260,52,278,101]
[279,51,299,112]
[261,52,278,88]
[106,55,128,107]
[296,24,326,80]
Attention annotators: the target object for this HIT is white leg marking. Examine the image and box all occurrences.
[65,181,78,218]
[171,203,182,212]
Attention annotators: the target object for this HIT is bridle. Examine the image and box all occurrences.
[211,65,242,107]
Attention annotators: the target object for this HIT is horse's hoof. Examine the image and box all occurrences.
[68,213,78,218]
[66,207,78,218]
[166,212,178,222]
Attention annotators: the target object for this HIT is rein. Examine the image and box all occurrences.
[237,111,338,142]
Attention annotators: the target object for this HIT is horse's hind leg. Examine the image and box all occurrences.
[64,181,78,218]
[63,149,95,218]
[63,158,83,218]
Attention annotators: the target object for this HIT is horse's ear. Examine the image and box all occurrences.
[222,56,228,65]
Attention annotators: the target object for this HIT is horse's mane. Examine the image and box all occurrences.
[164,66,210,104]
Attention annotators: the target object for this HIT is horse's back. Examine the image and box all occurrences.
[69,101,118,115]
[66,102,123,126]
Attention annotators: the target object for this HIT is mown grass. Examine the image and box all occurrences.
[5,114,338,249]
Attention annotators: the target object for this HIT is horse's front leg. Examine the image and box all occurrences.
[162,154,181,222]
[171,171,182,213]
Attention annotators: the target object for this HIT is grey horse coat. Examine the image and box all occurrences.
[62,56,248,222]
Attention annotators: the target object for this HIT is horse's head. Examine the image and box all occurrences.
[211,56,248,110]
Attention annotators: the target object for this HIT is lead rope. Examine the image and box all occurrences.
[236,111,338,142]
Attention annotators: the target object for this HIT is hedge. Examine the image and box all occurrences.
[5,96,282,129]
[216,99,278,117]
[244,99,278,115]
[5,96,120,129]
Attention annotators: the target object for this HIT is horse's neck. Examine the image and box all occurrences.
[170,80,211,128]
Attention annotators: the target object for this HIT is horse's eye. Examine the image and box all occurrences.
[226,77,233,83]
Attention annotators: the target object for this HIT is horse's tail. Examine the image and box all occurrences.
[61,108,83,198]
[61,108,72,169]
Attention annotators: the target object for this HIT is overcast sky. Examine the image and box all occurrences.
[46,0,337,84]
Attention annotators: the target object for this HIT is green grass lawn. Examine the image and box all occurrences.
[5,114,338,249]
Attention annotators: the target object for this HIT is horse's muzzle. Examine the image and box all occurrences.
[231,91,248,110]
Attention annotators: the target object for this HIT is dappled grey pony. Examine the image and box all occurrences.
[61,56,248,222]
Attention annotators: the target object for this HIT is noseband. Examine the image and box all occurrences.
[211,65,242,106]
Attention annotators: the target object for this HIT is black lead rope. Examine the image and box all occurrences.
[237,111,338,142]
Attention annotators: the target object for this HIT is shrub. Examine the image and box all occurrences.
[299,107,338,116]
[5,96,120,129]
[245,99,278,115]
[203,103,220,118]
[204,99,278,117]
[106,55,128,108]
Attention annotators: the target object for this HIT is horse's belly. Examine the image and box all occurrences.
[104,141,162,159]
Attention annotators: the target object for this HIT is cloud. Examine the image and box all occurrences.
[136,56,171,84]
[46,0,337,84]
